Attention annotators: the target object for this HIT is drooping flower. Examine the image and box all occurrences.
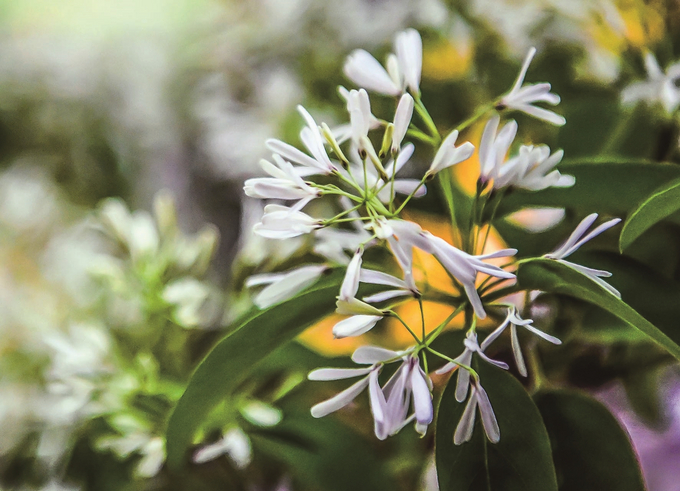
[621,52,680,114]
[481,306,561,377]
[435,330,508,402]
[371,354,433,439]
[498,47,566,126]
[453,379,500,445]
[245,264,329,308]
[544,213,621,297]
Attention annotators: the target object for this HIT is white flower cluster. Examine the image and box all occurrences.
[245,29,621,443]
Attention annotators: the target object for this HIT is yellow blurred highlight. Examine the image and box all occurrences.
[297,314,367,357]
[422,39,473,81]
[617,0,666,48]
[452,122,484,196]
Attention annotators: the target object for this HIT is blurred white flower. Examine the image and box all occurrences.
[621,52,680,114]
[427,130,476,176]
[246,264,328,308]
[193,427,252,469]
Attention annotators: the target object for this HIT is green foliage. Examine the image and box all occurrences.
[435,362,558,491]
[517,258,680,360]
[620,176,680,251]
[165,272,344,469]
[534,390,646,491]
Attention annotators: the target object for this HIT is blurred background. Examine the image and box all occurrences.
[2,0,680,489]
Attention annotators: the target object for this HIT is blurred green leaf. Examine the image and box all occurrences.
[534,390,646,491]
[250,402,396,491]
[517,258,680,360]
[435,362,557,491]
[165,271,344,469]
[620,176,680,251]
[496,160,680,218]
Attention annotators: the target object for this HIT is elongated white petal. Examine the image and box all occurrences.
[510,47,536,94]
[333,315,382,338]
[548,213,598,259]
[563,218,621,258]
[480,317,510,351]
[266,139,328,173]
[392,93,414,152]
[522,324,562,345]
[362,289,412,303]
[392,179,427,197]
[435,361,457,375]
[513,103,566,126]
[411,366,433,425]
[395,28,422,93]
[455,351,473,402]
[368,369,386,423]
[253,265,327,308]
[477,351,510,370]
[454,391,478,445]
[475,383,500,443]
[344,49,401,96]
[310,376,370,418]
[336,297,384,316]
[308,367,373,381]
[360,269,409,288]
[352,346,401,364]
[340,249,364,301]
[560,260,621,298]
[510,325,527,377]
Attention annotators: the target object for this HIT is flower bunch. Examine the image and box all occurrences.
[246,29,621,444]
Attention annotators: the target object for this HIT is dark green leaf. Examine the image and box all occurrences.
[435,362,558,491]
[496,161,680,219]
[165,271,344,469]
[534,390,646,491]
[517,258,680,360]
[620,176,680,251]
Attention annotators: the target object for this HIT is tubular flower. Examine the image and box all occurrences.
[454,379,500,445]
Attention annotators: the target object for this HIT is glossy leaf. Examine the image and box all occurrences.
[435,361,558,491]
[165,271,344,469]
[496,160,680,219]
[517,258,680,360]
[534,390,646,491]
[620,176,680,251]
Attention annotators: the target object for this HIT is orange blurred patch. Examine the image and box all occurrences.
[422,39,473,81]
[385,299,464,348]
[297,314,367,356]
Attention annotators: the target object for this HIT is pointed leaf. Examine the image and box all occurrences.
[435,361,558,491]
[534,390,646,491]
[620,176,680,251]
[165,270,345,469]
[517,258,680,361]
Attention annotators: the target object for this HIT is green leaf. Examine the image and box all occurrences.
[620,176,680,251]
[496,160,680,218]
[517,258,680,361]
[165,271,344,469]
[534,390,646,491]
[435,362,558,491]
[250,402,397,491]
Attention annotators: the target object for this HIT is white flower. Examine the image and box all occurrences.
[246,264,329,308]
[622,52,680,114]
[244,155,320,211]
[371,355,433,439]
[334,249,384,337]
[435,331,508,402]
[383,219,434,291]
[498,47,566,126]
[392,93,415,153]
[495,144,574,191]
[453,379,499,445]
[478,115,517,185]
[343,29,423,96]
[266,105,338,175]
[193,427,252,468]
[427,130,475,176]
[395,28,423,94]
[425,233,517,319]
[346,88,375,149]
[545,213,621,297]
[253,204,321,239]
[360,268,415,303]
[481,306,561,377]
[308,346,400,418]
